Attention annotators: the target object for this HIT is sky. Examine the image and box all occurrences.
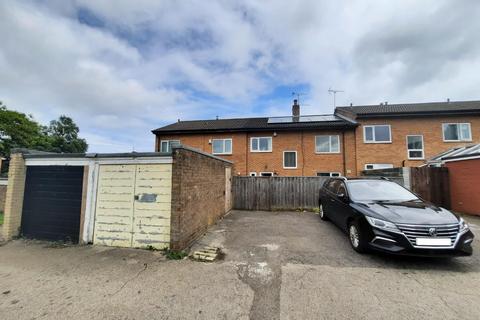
[1,0,480,152]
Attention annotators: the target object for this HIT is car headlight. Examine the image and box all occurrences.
[459,218,470,233]
[365,216,400,232]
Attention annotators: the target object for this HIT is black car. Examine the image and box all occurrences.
[318,177,474,256]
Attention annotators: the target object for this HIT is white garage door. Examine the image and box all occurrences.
[93,164,172,249]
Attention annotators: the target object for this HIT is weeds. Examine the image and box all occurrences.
[161,248,188,260]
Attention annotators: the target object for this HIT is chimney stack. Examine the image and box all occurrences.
[292,99,300,121]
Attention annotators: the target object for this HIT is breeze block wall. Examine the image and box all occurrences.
[169,147,232,250]
[2,153,26,240]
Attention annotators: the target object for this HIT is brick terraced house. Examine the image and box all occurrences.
[152,100,480,177]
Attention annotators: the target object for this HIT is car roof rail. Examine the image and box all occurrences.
[380,176,390,181]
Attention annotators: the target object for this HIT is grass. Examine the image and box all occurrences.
[0,211,3,225]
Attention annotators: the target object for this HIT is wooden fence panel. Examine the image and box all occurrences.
[232,176,328,210]
[410,167,450,209]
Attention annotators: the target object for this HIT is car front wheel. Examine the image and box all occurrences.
[348,220,368,253]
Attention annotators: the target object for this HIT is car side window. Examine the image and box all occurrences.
[326,180,340,193]
[337,183,347,196]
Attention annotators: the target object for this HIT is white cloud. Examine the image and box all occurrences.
[1,0,480,151]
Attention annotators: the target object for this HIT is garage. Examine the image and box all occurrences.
[93,164,172,248]
[2,146,232,250]
[21,166,84,243]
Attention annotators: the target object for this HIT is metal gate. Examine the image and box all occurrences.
[93,164,172,249]
[21,166,84,243]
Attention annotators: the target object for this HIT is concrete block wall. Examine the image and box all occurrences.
[2,153,26,240]
[170,147,232,250]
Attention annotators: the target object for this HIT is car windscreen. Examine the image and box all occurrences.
[347,180,418,202]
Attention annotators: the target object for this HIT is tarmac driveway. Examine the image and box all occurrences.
[1,210,480,320]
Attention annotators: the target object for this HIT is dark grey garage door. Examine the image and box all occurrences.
[21,166,84,243]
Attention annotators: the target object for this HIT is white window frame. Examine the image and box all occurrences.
[260,172,273,177]
[211,138,232,155]
[283,151,297,169]
[315,135,340,154]
[442,123,472,142]
[160,140,180,153]
[250,137,273,152]
[363,125,392,143]
[364,163,394,170]
[406,135,424,160]
[249,172,257,176]
[316,172,341,177]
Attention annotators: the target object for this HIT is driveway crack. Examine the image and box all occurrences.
[110,263,148,296]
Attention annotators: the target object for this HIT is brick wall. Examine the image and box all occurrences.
[169,147,232,250]
[354,116,480,175]
[2,153,26,240]
[156,130,351,177]
[446,159,480,216]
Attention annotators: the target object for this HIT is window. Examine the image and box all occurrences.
[317,172,341,177]
[212,139,232,154]
[326,180,341,193]
[250,137,272,152]
[442,123,472,142]
[315,135,340,153]
[406,135,424,159]
[364,163,394,170]
[160,140,180,153]
[347,180,417,202]
[283,151,297,169]
[363,125,392,143]
[260,172,273,177]
[249,172,257,176]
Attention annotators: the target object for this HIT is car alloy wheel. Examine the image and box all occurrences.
[319,203,328,221]
[349,225,360,248]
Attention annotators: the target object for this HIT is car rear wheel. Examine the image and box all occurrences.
[319,202,328,221]
[348,220,368,253]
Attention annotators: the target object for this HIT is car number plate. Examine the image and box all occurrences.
[416,238,451,246]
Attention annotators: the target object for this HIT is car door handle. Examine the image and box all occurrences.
[330,199,335,202]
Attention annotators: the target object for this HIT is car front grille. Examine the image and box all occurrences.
[396,223,460,247]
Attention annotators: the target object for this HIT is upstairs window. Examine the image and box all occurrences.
[315,135,340,153]
[442,123,471,142]
[364,125,392,143]
[212,139,232,155]
[160,140,180,153]
[406,135,424,159]
[251,137,272,152]
[283,151,297,169]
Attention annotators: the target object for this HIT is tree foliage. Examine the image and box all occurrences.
[0,102,88,158]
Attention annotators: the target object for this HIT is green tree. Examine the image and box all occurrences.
[45,115,88,153]
[0,102,46,157]
[0,102,88,158]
